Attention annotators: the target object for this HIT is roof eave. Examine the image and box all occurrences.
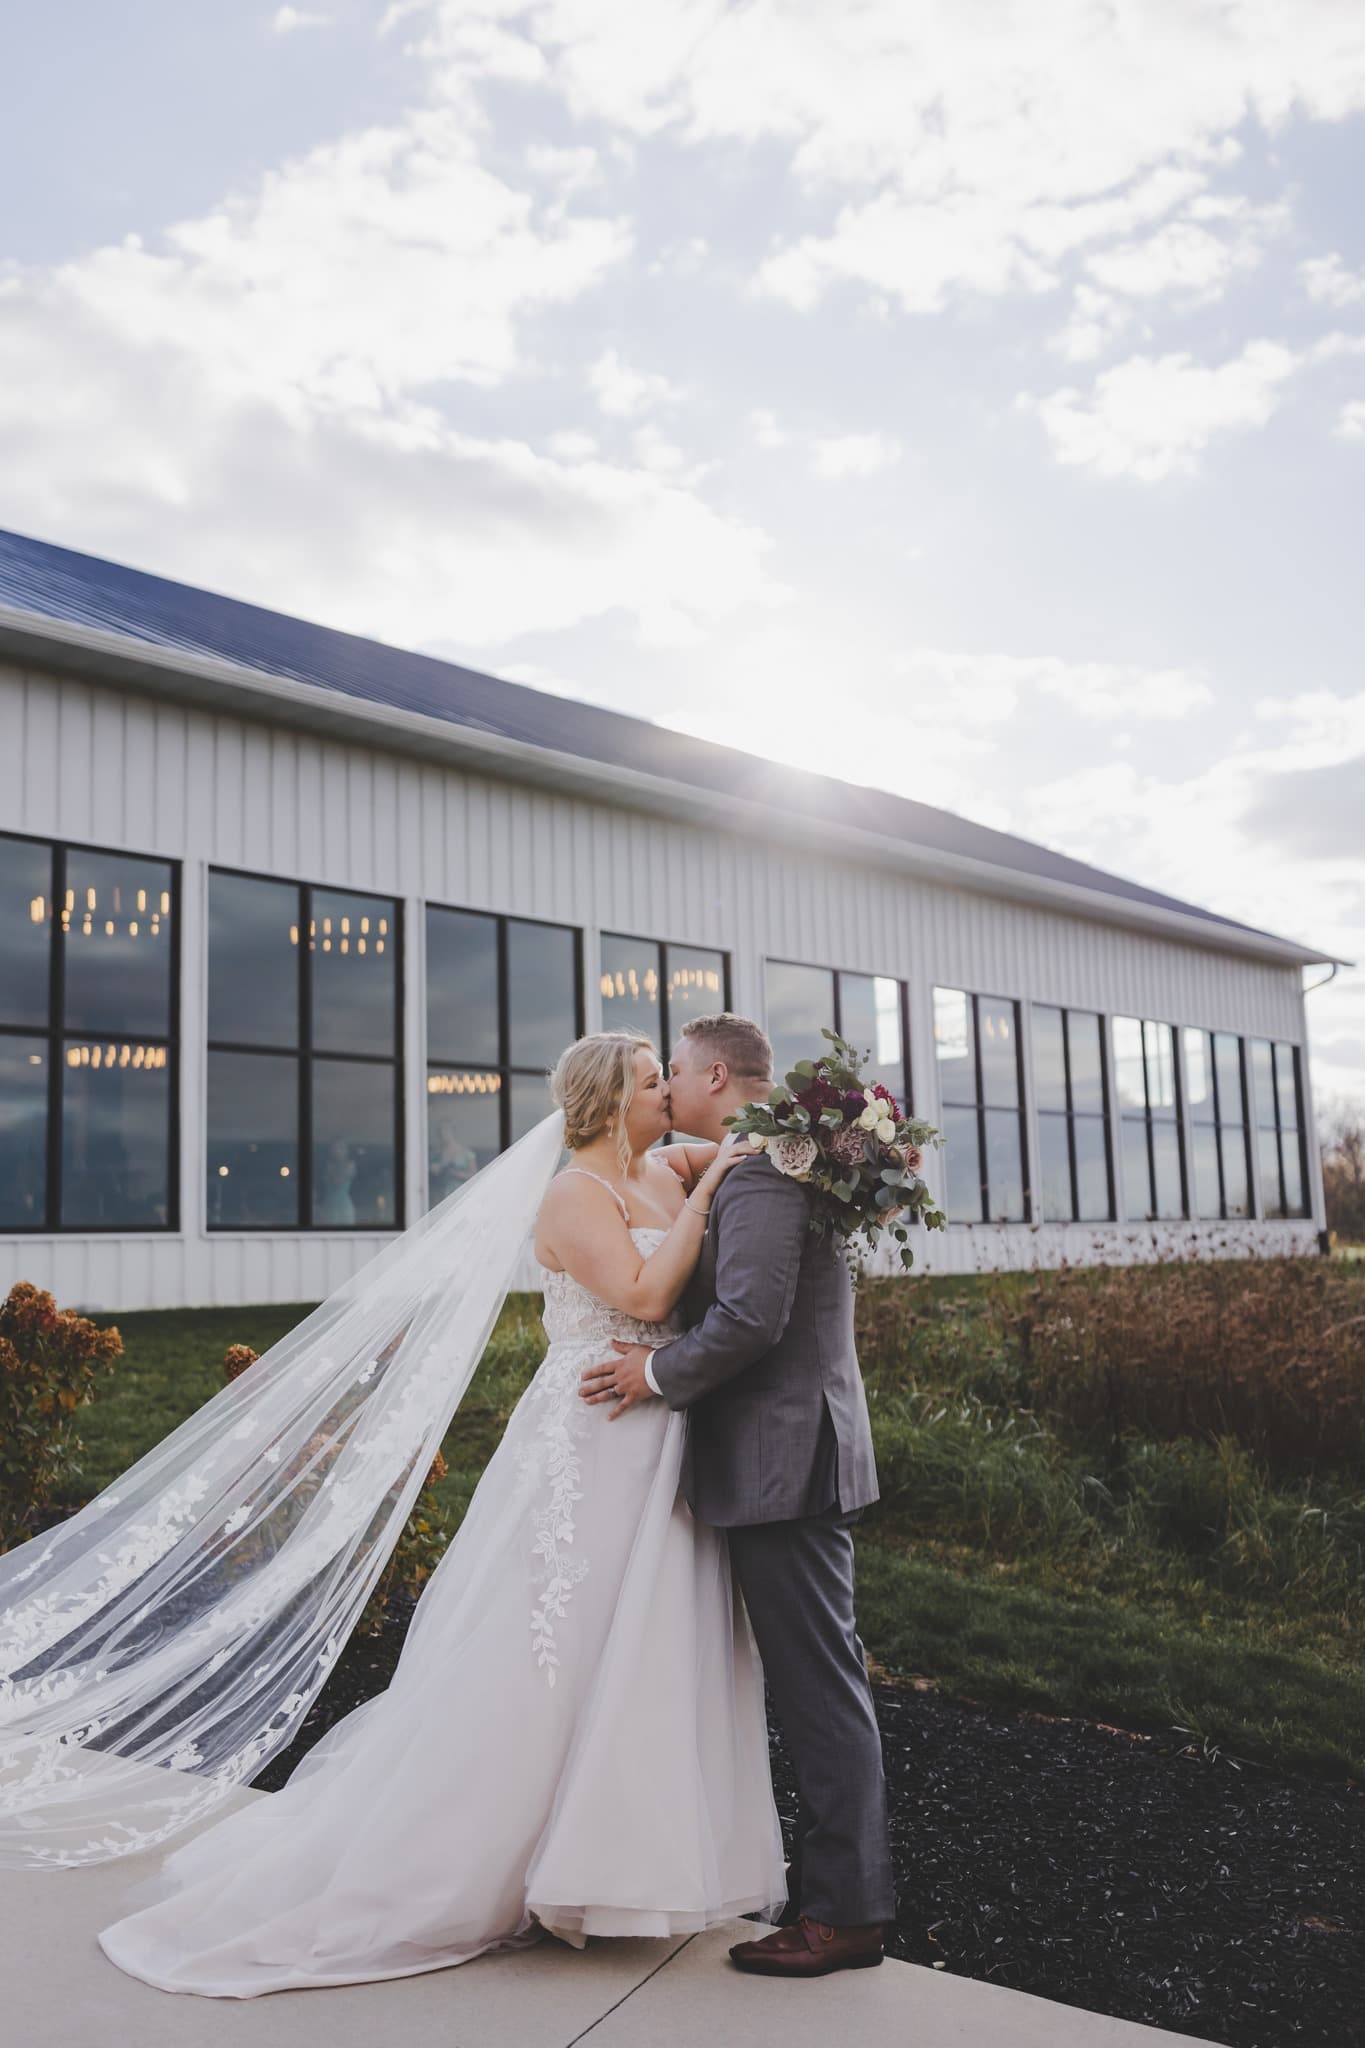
[0,605,1350,973]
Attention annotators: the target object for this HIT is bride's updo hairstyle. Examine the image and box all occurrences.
[550,1030,659,1176]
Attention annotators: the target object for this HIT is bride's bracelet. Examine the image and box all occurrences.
[684,1192,712,1217]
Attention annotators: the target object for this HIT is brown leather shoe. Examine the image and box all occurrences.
[728,1915,885,1977]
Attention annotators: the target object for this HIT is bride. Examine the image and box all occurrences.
[88,1030,786,1997]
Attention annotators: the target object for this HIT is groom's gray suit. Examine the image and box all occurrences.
[649,1152,896,1929]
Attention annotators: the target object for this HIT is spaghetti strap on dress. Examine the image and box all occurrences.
[557,1167,632,1221]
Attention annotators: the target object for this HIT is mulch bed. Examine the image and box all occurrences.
[250,1589,1365,2048]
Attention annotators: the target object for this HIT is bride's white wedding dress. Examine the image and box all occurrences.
[96,1218,786,1998]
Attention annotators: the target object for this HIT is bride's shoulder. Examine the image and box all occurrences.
[539,1165,622,1219]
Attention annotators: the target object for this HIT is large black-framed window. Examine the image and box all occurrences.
[1184,1027,1251,1220]
[427,907,583,1205]
[764,959,910,1104]
[1250,1037,1309,1219]
[1032,1004,1114,1222]
[0,831,179,1233]
[933,987,1027,1223]
[207,868,402,1231]
[600,934,729,1061]
[1113,1015,1186,1222]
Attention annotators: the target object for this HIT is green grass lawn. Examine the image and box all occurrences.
[41,1265,1365,1784]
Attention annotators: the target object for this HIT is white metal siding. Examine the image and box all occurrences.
[0,659,1321,1311]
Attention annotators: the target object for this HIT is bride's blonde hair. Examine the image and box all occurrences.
[550,1030,659,1176]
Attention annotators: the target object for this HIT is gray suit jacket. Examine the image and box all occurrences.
[649,1153,880,1528]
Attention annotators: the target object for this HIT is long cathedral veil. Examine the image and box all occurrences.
[0,1110,567,1871]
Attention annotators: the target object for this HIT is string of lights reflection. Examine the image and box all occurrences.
[426,1072,502,1096]
[57,1043,170,1070]
[599,965,722,1001]
[30,894,388,955]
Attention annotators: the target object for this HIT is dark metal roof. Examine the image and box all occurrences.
[0,526,1337,963]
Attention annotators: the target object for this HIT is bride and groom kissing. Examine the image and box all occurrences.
[95,1011,896,1998]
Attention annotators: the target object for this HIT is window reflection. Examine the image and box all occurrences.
[2,836,179,1232]
[427,1074,501,1202]
[941,1103,983,1222]
[62,849,173,1038]
[0,1035,47,1228]
[840,974,904,1098]
[600,933,663,1046]
[510,1071,554,1145]
[207,1051,299,1228]
[1032,1005,1067,1114]
[428,910,581,1207]
[765,961,835,1082]
[1251,1037,1307,1219]
[1183,1026,1250,1220]
[664,946,727,1040]
[311,889,396,1058]
[312,1059,397,1227]
[935,987,1025,1223]
[0,835,53,1029]
[1114,1016,1185,1221]
[427,908,499,1065]
[766,961,906,1101]
[1031,1004,1112,1222]
[209,871,299,1048]
[978,999,1019,1109]
[61,1044,171,1228]
[508,920,578,1069]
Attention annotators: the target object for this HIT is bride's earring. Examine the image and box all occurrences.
[607,1119,615,1134]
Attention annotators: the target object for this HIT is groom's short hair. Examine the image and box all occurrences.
[678,1012,773,1082]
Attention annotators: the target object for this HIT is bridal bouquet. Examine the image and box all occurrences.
[725,1031,947,1271]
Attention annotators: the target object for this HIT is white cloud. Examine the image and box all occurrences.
[407,2,1365,319]
[810,432,902,479]
[0,285,779,649]
[588,346,684,418]
[1335,399,1365,439]
[271,6,331,33]
[1049,284,1132,364]
[630,423,690,474]
[1300,251,1365,307]
[1084,199,1283,302]
[0,101,779,652]
[31,111,630,412]
[1023,339,1300,480]
[546,427,599,459]
[747,407,788,449]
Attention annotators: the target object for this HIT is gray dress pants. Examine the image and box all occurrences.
[727,1504,896,1927]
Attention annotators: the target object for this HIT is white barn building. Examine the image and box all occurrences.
[0,528,1349,1313]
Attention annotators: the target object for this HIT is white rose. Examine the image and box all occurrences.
[747,1133,769,1151]
[876,1116,896,1144]
[857,1105,880,1131]
[768,1134,818,1179]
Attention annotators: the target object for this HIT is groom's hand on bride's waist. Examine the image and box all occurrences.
[579,1340,664,1420]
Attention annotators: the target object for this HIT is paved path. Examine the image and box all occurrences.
[3,1787,1226,2048]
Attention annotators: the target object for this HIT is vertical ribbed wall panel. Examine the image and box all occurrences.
[0,659,1329,1309]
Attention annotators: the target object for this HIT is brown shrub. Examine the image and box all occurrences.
[0,1282,122,1550]
[1007,1255,1365,1477]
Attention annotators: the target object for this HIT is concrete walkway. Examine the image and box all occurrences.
[4,1787,1225,2048]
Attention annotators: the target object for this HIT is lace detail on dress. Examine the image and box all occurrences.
[522,1228,678,1685]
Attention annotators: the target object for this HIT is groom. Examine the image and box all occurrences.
[579,1012,896,1977]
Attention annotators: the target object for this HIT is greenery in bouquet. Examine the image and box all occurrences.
[723,1029,946,1271]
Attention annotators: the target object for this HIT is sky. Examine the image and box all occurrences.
[1,1,1362,1124]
